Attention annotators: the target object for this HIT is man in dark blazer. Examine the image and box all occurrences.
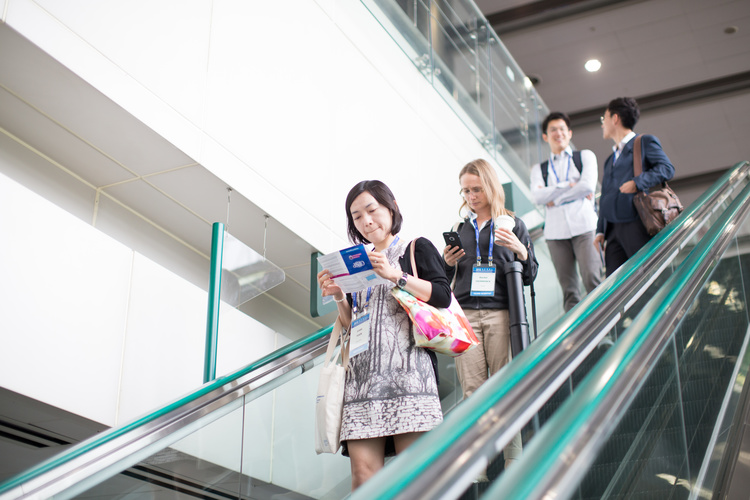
[593,97,675,277]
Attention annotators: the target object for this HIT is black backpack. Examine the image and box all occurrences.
[540,151,582,186]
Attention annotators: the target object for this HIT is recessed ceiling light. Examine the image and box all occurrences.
[585,59,601,72]
[725,26,738,35]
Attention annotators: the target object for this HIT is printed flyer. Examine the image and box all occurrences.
[317,244,390,297]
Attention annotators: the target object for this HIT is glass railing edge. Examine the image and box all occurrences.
[485,167,750,500]
[0,323,334,495]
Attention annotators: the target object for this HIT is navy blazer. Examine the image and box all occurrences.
[596,134,675,234]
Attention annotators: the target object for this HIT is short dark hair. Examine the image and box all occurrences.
[344,180,403,244]
[607,97,640,130]
[542,111,571,134]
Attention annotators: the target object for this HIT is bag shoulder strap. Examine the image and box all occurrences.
[572,150,583,174]
[324,317,350,369]
[633,135,643,177]
[409,239,419,280]
[540,160,549,186]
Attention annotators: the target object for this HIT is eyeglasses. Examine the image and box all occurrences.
[461,187,484,197]
[600,116,605,124]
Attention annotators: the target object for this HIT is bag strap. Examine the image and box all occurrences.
[572,150,583,174]
[324,317,350,369]
[409,239,419,280]
[530,280,538,341]
[633,135,643,177]
[541,160,549,186]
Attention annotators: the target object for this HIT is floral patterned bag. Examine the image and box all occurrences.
[391,240,480,357]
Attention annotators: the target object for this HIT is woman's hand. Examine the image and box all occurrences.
[317,269,344,302]
[367,251,400,283]
[495,228,527,261]
[318,268,352,327]
[443,245,465,266]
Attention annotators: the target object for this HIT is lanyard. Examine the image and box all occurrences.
[352,287,371,315]
[472,218,494,266]
[549,152,571,183]
[352,235,400,314]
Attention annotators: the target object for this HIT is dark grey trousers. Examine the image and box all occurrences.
[547,231,603,312]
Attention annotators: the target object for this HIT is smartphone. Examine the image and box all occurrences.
[443,231,463,250]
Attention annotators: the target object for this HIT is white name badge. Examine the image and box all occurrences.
[349,313,370,357]
[471,265,496,296]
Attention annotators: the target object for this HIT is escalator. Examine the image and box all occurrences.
[480,160,750,500]
[356,159,750,500]
[1,161,748,500]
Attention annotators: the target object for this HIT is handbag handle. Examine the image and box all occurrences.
[324,317,350,369]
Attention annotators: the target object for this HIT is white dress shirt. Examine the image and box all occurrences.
[613,131,636,164]
[530,146,599,240]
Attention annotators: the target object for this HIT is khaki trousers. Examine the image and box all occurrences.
[456,308,522,460]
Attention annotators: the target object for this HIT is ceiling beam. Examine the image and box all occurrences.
[567,70,750,128]
[486,0,640,34]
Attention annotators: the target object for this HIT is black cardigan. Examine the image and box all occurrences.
[397,237,452,308]
[444,217,538,310]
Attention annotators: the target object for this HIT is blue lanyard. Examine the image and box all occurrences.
[472,218,494,266]
[352,287,371,315]
[352,235,400,314]
[549,153,571,183]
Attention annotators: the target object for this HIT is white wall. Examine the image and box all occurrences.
[0,1,551,494]
[3,0,518,256]
[0,171,287,428]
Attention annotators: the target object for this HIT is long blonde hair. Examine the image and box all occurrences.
[458,159,514,219]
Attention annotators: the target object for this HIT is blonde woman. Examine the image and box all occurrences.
[443,159,538,473]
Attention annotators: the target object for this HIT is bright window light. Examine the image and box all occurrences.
[585,59,601,72]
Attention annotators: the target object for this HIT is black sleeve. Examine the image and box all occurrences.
[399,237,453,308]
[443,261,456,279]
[513,219,538,286]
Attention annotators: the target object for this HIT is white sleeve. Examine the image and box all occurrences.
[529,163,559,205]
[553,150,598,204]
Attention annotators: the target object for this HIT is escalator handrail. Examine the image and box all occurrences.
[351,161,750,500]
[0,323,334,496]
[486,164,750,500]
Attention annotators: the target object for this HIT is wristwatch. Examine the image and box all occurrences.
[397,273,408,289]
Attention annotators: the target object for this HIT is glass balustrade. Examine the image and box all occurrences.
[348,162,750,500]
[361,0,548,184]
[485,171,750,500]
[575,235,750,500]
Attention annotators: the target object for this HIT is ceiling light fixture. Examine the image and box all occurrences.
[585,59,601,72]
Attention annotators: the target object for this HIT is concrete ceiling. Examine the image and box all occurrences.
[477,0,750,205]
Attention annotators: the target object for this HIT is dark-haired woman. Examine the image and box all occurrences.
[317,180,451,490]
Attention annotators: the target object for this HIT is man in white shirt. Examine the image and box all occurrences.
[530,112,602,312]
